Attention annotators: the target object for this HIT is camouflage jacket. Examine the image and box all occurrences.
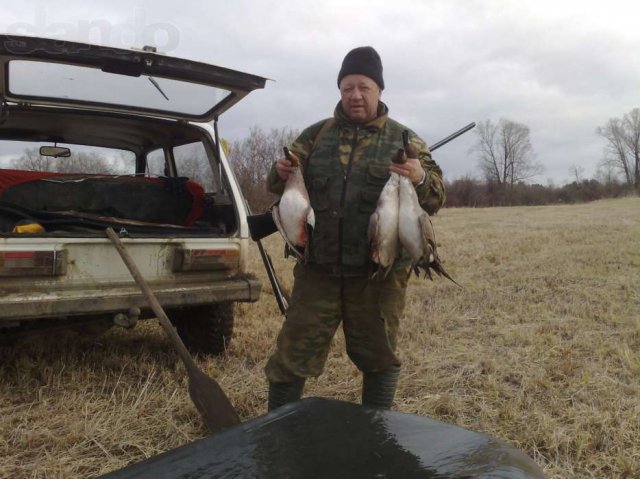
[267,101,445,272]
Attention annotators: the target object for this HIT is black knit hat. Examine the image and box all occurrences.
[337,46,384,90]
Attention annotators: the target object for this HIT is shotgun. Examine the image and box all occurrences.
[244,197,290,314]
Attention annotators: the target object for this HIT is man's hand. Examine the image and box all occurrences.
[389,157,426,186]
[275,158,294,181]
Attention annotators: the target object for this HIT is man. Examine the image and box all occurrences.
[265,46,445,411]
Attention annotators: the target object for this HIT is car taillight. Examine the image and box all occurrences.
[171,248,239,272]
[0,250,67,277]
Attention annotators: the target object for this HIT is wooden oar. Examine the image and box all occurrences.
[105,227,240,432]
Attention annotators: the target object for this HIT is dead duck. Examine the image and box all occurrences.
[368,171,400,278]
[272,147,315,262]
[397,168,460,286]
[393,136,460,286]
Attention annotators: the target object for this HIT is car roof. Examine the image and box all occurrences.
[0,106,204,156]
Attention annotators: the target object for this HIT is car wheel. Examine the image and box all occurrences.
[169,303,234,355]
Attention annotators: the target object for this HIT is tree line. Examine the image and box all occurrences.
[226,126,298,212]
[7,107,637,213]
[444,175,631,208]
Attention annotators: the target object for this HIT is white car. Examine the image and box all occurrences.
[0,34,264,354]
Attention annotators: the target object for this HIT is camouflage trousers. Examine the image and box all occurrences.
[265,263,408,384]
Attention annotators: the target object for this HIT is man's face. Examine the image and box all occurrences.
[339,74,382,124]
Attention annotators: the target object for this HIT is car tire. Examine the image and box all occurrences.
[169,303,234,356]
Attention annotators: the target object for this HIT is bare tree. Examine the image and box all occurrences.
[570,164,585,183]
[174,143,214,188]
[473,119,544,186]
[597,108,640,189]
[10,148,55,171]
[179,156,214,187]
[228,125,299,212]
[53,151,114,174]
[11,148,122,174]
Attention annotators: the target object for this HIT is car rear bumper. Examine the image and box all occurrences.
[0,275,261,321]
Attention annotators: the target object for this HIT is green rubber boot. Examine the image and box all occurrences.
[362,365,400,410]
[267,378,306,411]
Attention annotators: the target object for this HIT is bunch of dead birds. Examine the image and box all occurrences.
[272,138,459,286]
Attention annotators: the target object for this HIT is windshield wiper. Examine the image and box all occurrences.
[148,76,170,101]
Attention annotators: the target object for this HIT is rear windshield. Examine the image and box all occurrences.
[7,60,231,118]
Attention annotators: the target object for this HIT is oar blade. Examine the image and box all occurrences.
[188,367,240,432]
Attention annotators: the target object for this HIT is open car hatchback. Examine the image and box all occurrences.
[0,34,266,353]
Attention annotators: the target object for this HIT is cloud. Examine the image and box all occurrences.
[1,0,639,184]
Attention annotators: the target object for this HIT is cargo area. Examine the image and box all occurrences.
[0,169,237,237]
[0,106,240,238]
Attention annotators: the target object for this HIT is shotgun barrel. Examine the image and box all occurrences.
[429,122,476,151]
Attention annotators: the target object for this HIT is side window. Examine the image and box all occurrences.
[174,142,216,193]
[146,148,167,176]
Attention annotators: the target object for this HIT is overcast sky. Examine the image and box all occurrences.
[2,0,639,185]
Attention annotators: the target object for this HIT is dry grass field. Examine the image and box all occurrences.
[1,196,639,478]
